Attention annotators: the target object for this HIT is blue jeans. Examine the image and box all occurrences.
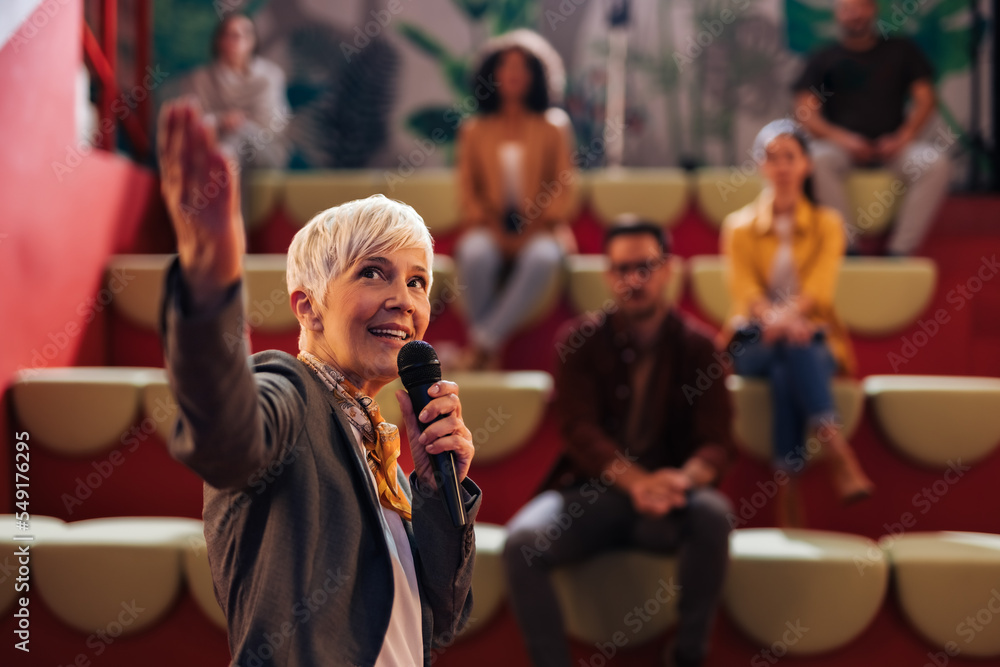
[732,336,838,472]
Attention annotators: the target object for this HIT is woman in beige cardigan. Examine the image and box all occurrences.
[454,31,577,369]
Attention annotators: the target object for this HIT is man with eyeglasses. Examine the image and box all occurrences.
[502,218,736,667]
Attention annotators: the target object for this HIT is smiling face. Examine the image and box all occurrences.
[311,247,431,394]
[760,134,812,198]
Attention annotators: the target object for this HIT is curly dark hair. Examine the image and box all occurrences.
[472,45,550,115]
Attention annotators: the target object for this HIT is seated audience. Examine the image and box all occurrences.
[722,119,874,528]
[454,30,577,369]
[793,0,949,255]
[504,219,734,667]
[185,12,291,213]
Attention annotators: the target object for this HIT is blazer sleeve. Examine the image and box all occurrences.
[684,331,737,479]
[409,473,482,642]
[456,119,489,227]
[554,322,623,478]
[798,207,845,313]
[160,258,307,490]
[539,119,577,225]
[721,213,766,323]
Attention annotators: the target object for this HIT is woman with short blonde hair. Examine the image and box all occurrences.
[158,100,479,666]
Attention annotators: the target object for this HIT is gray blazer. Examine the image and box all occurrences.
[160,259,481,666]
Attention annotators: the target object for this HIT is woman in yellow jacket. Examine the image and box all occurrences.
[721,119,874,527]
[454,31,576,369]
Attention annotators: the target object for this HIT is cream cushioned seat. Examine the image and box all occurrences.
[688,255,937,335]
[142,369,179,443]
[181,530,228,631]
[11,367,161,456]
[105,254,173,331]
[551,551,680,645]
[375,371,552,465]
[834,258,936,336]
[724,528,888,654]
[245,169,285,232]
[386,169,461,235]
[283,170,383,227]
[0,515,67,613]
[846,170,901,235]
[694,168,764,230]
[864,375,1000,468]
[695,168,898,234]
[33,517,203,635]
[882,531,1000,658]
[565,254,684,314]
[586,168,689,227]
[457,523,507,639]
[242,254,298,333]
[430,254,457,312]
[688,255,729,325]
[726,376,864,462]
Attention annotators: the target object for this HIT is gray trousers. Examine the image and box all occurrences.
[454,228,564,351]
[503,486,732,666]
[810,138,950,255]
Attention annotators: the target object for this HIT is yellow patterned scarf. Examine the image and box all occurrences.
[298,351,412,521]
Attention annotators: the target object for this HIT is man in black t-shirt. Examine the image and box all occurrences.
[792,0,950,255]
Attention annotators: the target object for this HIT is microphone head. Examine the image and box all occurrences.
[397,340,441,390]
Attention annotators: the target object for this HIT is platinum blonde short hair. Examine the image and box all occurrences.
[286,194,434,344]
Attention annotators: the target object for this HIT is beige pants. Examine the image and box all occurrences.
[811,135,951,254]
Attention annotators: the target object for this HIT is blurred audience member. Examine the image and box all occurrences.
[504,219,734,667]
[185,13,291,213]
[793,0,948,256]
[722,119,874,528]
[454,30,577,369]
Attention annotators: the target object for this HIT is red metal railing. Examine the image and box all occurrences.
[82,0,152,158]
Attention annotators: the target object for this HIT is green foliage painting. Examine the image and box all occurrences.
[397,0,537,152]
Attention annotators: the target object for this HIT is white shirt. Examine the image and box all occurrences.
[498,141,524,209]
[347,424,424,666]
[768,213,799,301]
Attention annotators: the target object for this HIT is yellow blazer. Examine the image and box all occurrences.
[720,189,855,375]
[456,112,577,232]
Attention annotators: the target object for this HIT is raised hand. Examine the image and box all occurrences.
[158,99,245,311]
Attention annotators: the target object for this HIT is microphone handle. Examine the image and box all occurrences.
[406,381,468,527]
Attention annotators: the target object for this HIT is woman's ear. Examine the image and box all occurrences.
[290,290,324,333]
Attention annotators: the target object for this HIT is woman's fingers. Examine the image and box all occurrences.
[418,414,465,448]
[416,392,461,424]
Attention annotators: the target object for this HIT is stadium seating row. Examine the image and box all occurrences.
[104,253,939,344]
[4,517,997,658]
[11,367,1000,476]
[243,168,903,234]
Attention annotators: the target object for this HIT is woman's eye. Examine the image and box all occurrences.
[360,266,382,279]
[408,277,427,289]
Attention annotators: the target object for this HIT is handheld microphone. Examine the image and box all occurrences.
[397,341,467,527]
